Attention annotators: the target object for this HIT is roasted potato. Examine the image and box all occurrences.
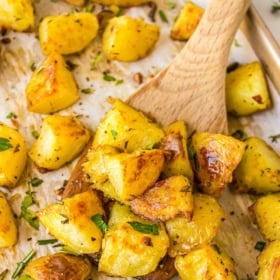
[0,123,27,188]
[93,99,164,152]
[98,203,169,277]
[38,189,105,254]
[130,175,193,222]
[63,0,85,5]
[92,0,149,7]
[26,52,79,114]
[226,61,271,116]
[170,1,204,41]
[102,16,160,61]
[0,192,17,248]
[0,0,34,32]
[29,115,90,171]
[166,193,225,257]
[175,244,236,279]
[231,137,280,194]
[190,132,245,197]
[22,253,92,280]
[257,240,280,280]
[39,12,99,55]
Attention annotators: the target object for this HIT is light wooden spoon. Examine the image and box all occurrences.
[128,0,251,134]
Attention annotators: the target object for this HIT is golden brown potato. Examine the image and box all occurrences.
[0,192,17,248]
[0,0,34,32]
[63,0,85,5]
[98,203,169,277]
[166,193,226,257]
[92,0,149,7]
[102,16,160,61]
[0,123,27,188]
[257,240,280,280]
[39,12,99,55]
[22,253,92,280]
[231,137,280,194]
[226,61,271,116]
[170,2,204,41]
[175,244,236,279]
[29,115,91,171]
[38,189,105,254]
[130,175,193,222]
[190,132,245,197]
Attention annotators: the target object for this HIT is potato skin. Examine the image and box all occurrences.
[102,16,160,61]
[39,12,99,55]
[0,123,27,188]
[0,192,17,248]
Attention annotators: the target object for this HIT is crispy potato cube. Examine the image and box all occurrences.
[130,175,193,222]
[38,190,105,254]
[92,0,149,7]
[175,244,236,279]
[0,192,17,248]
[29,115,90,170]
[63,0,85,5]
[190,132,245,197]
[23,253,92,280]
[102,16,160,61]
[170,2,204,41]
[0,0,34,32]
[93,99,164,152]
[226,61,271,116]
[257,240,280,280]
[166,193,225,257]
[162,120,193,182]
[98,203,169,277]
[39,12,99,55]
[26,52,79,114]
[231,137,280,194]
[0,123,27,188]
[252,193,280,241]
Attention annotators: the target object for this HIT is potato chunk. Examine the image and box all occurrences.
[39,12,99,55]
[92,0,149,7]
[98,203,169,277]
[226,61,271,116]
[130,175,193,222]
[166,193,225,257]
[175,244,236,279]
[170,2,204,41]
[190,132,245,197]
[38,190,105,254]
[26,52,79,114]
[0,123,27,188]
[0,0,34,32]
[102,16,160,61]
[29,115,90,170]
[0,192,17,248]
[231,137,280,194]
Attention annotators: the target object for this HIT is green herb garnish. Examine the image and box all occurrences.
[81,88,92,94]
[159,10,168,22]
[29,61,36,71]
[12,250,36,279]
[18,275,34,280]
[111,130,118,140]
[91,53,104,69]
[231,129,245,140]
[83,3,95,13]
[6,112,17,119]
[20,192,39,230]
[31,130,39,139]
[233,38,241,47]
[269,133,280,143]
[91,214,108,233]
[0,137,13,151]
[115,7,123,16]
[271,1,280,13]
[37,239,58,245]
[254,241,266,252]
[128,221,159,235]
[29,177,43,187]
[166,1,176,9]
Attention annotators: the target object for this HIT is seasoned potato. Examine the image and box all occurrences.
[252,193,280,241]
[22,253,92,280]
[0,123,27,188]
[0,192,17,248]
[226,61,271,116]
[102,16,160,61]
[257,240,280,280]
[190,132,245,197]
[39,12,99,55]
[92,0,149,7]
[175,244,236,279]
[93,99,164,152]
[26,52,79,114]
[0,0,34,32]
[166,193,225,257]
[98,203,169,277]
[38,190,105,254]
[29,115,90,171]
[170,2,204,41]
[130,175,193,222]
[231,137,280,194]
[162,120,193,182]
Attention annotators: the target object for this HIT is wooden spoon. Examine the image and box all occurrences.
[128,0,251,134]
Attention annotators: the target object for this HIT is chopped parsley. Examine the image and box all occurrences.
[6,112,17,119]
[91,214,108,233]
[37,239,58,245]
[12,250,36,279]
[91,53,104,69]
[83,3,95,13]
[29,177,43,187]
[110,129,118,140]
[128,221,159,235]
[20,192,39,230]
[0,137,13,151]
[81,88,93,94]
[159,10,168,23]
[254,241,266,252]
[31,130,39,139]
[271,1,280,13]
[233,38,241,47]
[231,129,245,140]
[166,1,176,9]
[29,61,36,71]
